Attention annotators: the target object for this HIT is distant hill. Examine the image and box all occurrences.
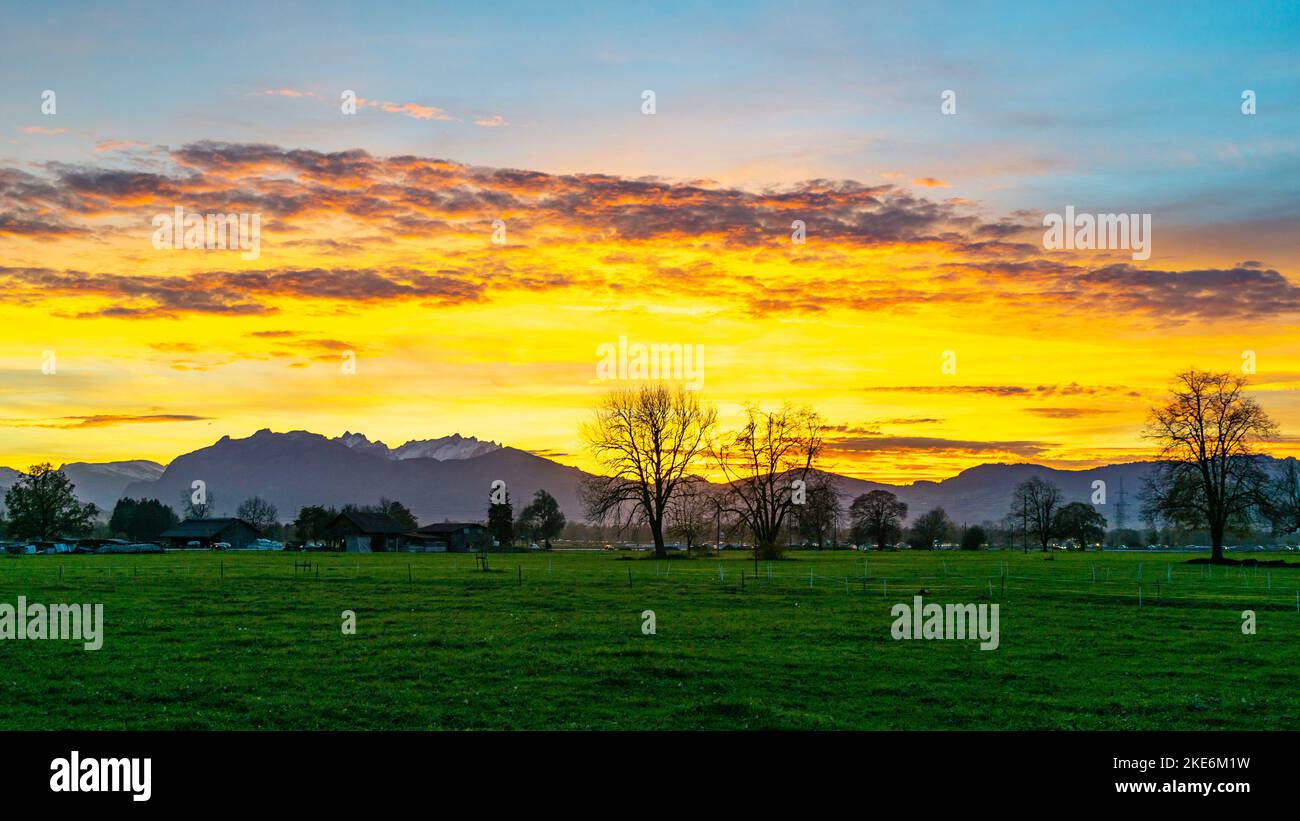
[0,460,165,514]
[814,461,1161,528]
[117,429,584,524]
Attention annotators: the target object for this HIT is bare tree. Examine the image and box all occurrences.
[580,384,717,559]
[1265,457,1300,536]
[792,474,843,548]
[1009,477,1062,552]
[715,404,823,560]
[236,496,279,531]
[849,490,907,550]
[1142,370,1277,562]
[181,488,216,520]
[666,475,713,553]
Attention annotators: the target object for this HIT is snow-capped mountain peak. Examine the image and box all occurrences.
[333,432,500,461]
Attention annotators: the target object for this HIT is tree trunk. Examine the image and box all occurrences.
[1210,521,1225,563]
[651,525,667,559]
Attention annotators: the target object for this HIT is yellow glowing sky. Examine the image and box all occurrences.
[3,145,1299,483]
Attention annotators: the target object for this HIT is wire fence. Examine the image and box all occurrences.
[4,550,1298,613]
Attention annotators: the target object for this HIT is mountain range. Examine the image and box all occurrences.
[0,429,1175,528]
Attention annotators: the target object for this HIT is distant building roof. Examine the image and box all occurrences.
[160,518,260,539]
[330,510,408,535]
[417,521,488,535]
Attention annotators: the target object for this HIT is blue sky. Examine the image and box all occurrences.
[2,0,1298,259]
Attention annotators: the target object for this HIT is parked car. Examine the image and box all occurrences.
[212,541,231,550]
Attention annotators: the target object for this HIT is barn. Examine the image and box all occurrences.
[159,518,261,549]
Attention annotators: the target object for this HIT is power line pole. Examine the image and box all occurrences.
[1114,476,1128,531]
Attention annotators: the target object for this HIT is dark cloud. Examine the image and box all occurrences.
[862,383,1140,398]
[826,436,1053,457]
[1023,407,1112,418]
[1,414,209,428]
[1077,264,1300,320]
[0,142,1295,323]
[0,266,485,319]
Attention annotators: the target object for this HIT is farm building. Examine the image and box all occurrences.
[410,522,492,553]
[323,510,409,553]
[159,518,261,549]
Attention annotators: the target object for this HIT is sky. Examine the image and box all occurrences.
[1,0,1298,483]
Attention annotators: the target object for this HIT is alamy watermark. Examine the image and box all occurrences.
[50,751,150,801]
[151,206,261,260]
[891,596,999,650]
[1043,206,1151,261]
[596,335,704,390]
[0,597,103,650]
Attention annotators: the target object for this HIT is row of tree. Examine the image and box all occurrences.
[0,459,573,549]
[575,385,1092,558]
[575,370,1296,563]
[579,386,822,559]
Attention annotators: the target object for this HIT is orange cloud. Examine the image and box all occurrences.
[378,101,452,121]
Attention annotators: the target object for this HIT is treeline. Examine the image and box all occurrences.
[487,488,566,549]
[0,459,576,549]
[7,371,1298,563]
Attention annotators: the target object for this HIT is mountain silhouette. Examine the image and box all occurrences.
[0,429,1226,528]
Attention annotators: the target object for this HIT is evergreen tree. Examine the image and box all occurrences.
[488,491,513,548]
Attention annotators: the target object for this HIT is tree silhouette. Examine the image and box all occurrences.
[1141,370,1276,562]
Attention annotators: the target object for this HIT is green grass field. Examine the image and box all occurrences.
[0,549,1296,730]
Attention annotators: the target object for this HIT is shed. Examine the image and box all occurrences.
[323,511,408,553]
[412,521,492,553]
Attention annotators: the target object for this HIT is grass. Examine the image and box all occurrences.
[0,549,1296,730]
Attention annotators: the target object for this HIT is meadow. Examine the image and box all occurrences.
[0,549,1296,730]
